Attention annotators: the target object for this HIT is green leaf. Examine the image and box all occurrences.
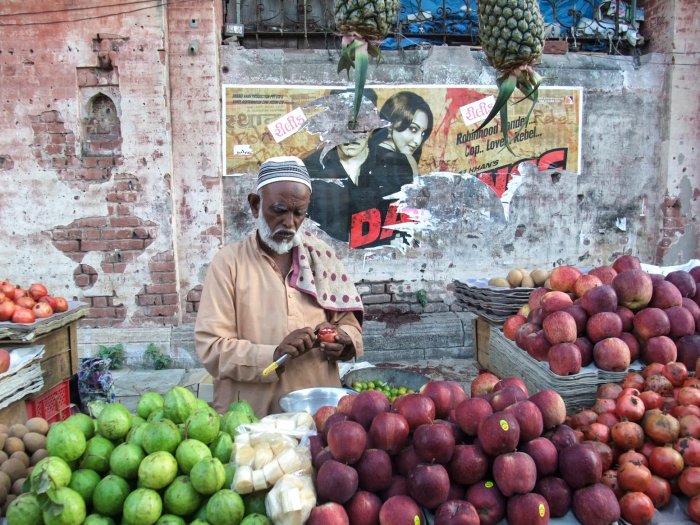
[349,42,369,130]
[475,74,517,132]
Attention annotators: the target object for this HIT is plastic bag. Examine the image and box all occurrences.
[77,357,115,409]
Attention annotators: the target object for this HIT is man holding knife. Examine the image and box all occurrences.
[195,156,364,417]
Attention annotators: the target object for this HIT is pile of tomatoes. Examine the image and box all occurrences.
[0,279,69,324]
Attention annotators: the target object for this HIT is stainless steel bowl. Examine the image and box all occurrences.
[279,387,357,414]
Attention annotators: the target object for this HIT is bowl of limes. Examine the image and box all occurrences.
[342,367,430,403]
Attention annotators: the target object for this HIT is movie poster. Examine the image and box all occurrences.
[223,85,582,249]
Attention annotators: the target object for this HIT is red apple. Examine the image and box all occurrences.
[542,310,577,345]
[588,265,618,285]
[682,298,700,329]
[520,437,559,478]
[612,269,653,310]
[559,443,603,489]
[344,491,381,525]
[613,255,642,274]
[528,287,550,311]
[593,337,631,372]
[641,335,677,364]
[408,463,450,510]
[579,285,618,316]
[351,390,390,429]
[503,314,527,341]
[540,291,573,316]
[493,452,537,496]
[506,493,550,525]
[677,335,700,370]
[493,377,529,397]
[586,312,623,343]
[379,475,408,501]
[529,390,566,430]
[572,483,621,525]
[337,394,355,415]
[314,405,337,432]
[574,274,602,298]
[562,304,588,335]
[666,305,696,338]
[616,305,635,331]
[454,397,493,437]
[633,307,670,340]
[489,384,527,412]
[549,266,582,293]
[316,459,359,504]
[420,380,464,420]
[620,332,641,362]
[447,444,490,486]
[369,412,409,454]
[523,331,551,362]
[327,420,368,464]
[534,476,571,517]
[548,343,582,376]
[307,502,349,525]
[356,448,393,492]
[394,445,421,478]
[650,280,683,309]
[575,336,594,366]
[527,307,544,325]
[434,499,479,525]
[504,400,543,443]
[378,495,424,525]
[322,412,350,441]
[515,323,540,350]
[313,446,334,470]
[477,411,520,457]
[465,481,506,525]
[412,423,455,464]
[666,270,697,298]
[470,372,499,398]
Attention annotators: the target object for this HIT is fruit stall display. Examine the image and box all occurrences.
[0,280,70,325]
[502,257,700,378]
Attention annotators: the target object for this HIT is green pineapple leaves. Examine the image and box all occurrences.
[338,37,380,130]
[475,66,542,155]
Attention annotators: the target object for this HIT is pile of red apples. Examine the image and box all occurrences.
[566,360,700,524]
[307,375,616,525]
[503,256,700,376]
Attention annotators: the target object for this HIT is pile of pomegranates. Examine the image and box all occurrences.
[503,256,700,376]
[565,359,700,524]
[309,374,626,525]
[0,278,69,324]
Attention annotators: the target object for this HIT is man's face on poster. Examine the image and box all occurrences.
[337,135,369,159]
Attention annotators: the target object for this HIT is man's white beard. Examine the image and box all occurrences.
[256,213,304,255]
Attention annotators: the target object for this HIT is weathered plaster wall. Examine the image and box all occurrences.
[0,1,697,358]
[219,46,687,282]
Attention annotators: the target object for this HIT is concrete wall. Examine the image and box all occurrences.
[0,0,698,361]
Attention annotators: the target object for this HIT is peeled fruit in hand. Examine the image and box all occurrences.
[0,349,10,373]
[317,327,337,343]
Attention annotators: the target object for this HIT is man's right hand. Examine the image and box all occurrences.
[273,327,316,364]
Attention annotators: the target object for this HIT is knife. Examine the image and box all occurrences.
[261,353,291,377]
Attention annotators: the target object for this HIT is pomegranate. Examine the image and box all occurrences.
[648,446,684,479]
[644,475,672,509]
[611,420,645,451]
[11,307,36,324]
[679,466,700,498]
[617,461,652,492]
[642,409,680,445]
[616,394,646,421]
[28,283,48,301]
[619,491,655,525]
[32,302,53,319]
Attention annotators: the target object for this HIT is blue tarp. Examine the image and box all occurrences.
[381,0,599,49]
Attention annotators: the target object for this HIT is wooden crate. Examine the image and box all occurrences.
[474,316,493,370]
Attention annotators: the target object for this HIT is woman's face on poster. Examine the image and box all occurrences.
[390,110,430,155]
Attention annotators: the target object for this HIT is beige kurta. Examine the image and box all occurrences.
[194,234,364,417]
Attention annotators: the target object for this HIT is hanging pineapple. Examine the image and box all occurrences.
[334,0,398,129]
[475,0,545,152]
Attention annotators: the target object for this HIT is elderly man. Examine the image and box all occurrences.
[195,156,364,416]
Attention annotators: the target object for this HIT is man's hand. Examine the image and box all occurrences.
[273,327,316,366]
[315,322,356,363]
